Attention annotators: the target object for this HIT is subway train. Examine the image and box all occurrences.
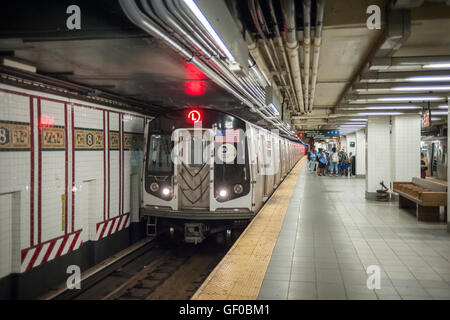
[141,108,306,243]
[421,136,447,180]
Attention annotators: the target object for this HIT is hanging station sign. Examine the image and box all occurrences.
[300,130,339,139]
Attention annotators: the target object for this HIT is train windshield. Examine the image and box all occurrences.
[147,134,173,174]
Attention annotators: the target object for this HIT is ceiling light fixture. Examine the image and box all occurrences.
[392,85,450,91]
[365,106,421,110]
[407,75,450,82]
[359,112,403,116]
[183,0,235,62]
[376,96,444,102]
[423,63,450,69]
[429,111,448,116]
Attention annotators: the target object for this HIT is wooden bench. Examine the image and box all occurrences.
[393,177,447,222]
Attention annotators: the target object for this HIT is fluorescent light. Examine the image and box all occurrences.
[349,118,368,121]
[438,104,448,109]
[376,96,444,102]
[392,85,450,91]
[365,106,421,110]
[430,111,448,116]
[423,63,450,69]
[183,0,235,62]
[407,75,450,82]
[359,112,403,116]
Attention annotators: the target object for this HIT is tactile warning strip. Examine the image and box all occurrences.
[191,157,306,300]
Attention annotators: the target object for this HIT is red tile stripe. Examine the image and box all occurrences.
[96,212,130,241]
[21,230,83,272]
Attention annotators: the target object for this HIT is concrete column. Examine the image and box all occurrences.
[355,129,366,177]
[391,114,421,182]
[366,117,391,199]
[346,133,356,155]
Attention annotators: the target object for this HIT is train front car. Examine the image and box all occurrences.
[141,109,253,244]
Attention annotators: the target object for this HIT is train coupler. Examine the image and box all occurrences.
[184,223,209,244]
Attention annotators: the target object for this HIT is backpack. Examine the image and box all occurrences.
[332,152,339,163]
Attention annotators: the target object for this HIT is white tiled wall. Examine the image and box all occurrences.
[0,83,146,278]
[366,118,391,194]
[0,91,31,273]
[391,114,421,182]
[40,100,66,243]
[366,115,421,195]
[123,115,144,223]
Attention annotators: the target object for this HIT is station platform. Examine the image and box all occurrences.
[192,158,450,300]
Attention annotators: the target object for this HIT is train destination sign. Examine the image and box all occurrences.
[297,130,339,138]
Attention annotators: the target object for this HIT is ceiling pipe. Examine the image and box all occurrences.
[281,0,305,114]
[247,0,295,110]
[303,0,311,112]
[268,0,299,110]
[309,0,325,113]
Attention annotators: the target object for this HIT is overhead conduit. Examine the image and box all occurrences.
[281,0,305,114]
[303,0,311,112]
[309,0,325,113]
[119,0,292,135]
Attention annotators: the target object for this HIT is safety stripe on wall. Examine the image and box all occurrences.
[95,212,130,241]
[21,229,83,272]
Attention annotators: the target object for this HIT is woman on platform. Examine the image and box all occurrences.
[420,152,428,179]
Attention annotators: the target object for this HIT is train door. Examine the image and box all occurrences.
[274,138,281,185]
[265,135,275,196]
[174,129,213,210]
[251,127,264,211]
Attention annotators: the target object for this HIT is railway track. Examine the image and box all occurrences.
[67,235,233,300]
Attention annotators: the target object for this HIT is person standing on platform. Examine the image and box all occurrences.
[329,147,339,177]
[317,148,327,176]
[420,152,428,179]
[347,152,353,177]
[309,147,317,173]
[339,150,347,176]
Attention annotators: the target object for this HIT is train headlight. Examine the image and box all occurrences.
[219,189,227,198]
[233,184,243,194]
[162,188,171,196]
[150,182,159,192]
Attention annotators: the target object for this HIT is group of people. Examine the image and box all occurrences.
[308,147,354,177]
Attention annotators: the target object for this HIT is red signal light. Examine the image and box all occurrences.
[187,110,201,123]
